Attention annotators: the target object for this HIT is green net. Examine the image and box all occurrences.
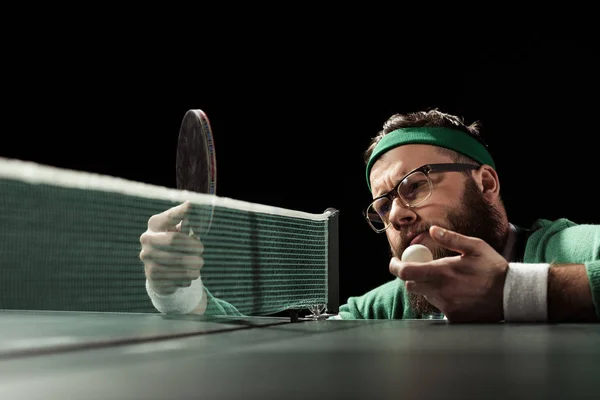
[0,157,332,316]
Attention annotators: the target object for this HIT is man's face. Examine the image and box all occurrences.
[369,144,505,315]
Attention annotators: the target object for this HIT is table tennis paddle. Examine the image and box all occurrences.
[176,109,217,235]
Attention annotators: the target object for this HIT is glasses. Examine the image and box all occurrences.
[364,163,479,233]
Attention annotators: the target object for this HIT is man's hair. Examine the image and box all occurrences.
[364,109,488,172]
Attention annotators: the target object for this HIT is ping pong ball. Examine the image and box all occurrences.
[401,244,433,262]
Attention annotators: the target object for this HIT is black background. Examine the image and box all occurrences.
[2,15,598,306]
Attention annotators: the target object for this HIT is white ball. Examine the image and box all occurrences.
[401,244,433,262]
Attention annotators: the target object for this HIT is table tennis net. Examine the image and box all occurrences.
[0,157,335,317]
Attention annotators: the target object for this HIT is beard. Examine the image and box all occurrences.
[396,177,506,317]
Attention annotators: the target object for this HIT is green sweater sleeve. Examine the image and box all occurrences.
[525,218,600,318]
[336,278,415,320]
[586,261,600,318]
[203,287,244,317]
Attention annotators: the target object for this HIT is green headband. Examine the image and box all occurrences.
[366,127,495,191]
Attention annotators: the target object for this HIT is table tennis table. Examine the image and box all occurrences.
[1,310,599,399]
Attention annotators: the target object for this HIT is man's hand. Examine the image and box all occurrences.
[389,225,509,322]
[139,201,204,295]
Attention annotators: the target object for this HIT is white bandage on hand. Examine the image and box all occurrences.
[145,278,204,315]
[503,263,550,322]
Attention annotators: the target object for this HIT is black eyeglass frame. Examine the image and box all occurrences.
[364,163,480,233]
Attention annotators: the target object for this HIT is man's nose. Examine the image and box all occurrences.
[388,197,417,231]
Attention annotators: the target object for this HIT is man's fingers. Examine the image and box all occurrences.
[151,279,193,292]
[140,230,204,256]
[140,247,204,270]
[145,262,201,281]
[429,226,481,255]
[397,264,437,282]
[389,257,447,282]
[148,201,192,232]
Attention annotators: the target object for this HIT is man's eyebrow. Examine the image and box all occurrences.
[373,173,405,198]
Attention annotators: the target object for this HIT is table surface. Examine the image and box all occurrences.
[1,309,599,399]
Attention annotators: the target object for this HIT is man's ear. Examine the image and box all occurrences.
[474,165,500,203]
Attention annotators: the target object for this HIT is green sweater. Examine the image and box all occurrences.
[203,218,600,320]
